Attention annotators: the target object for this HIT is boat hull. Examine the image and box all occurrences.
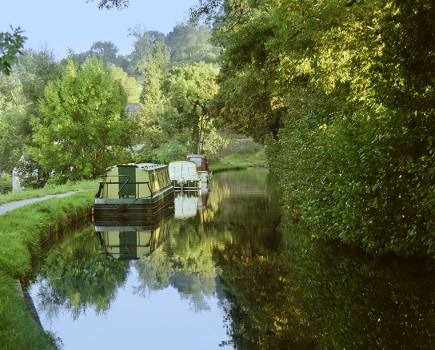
[93,187,175,222]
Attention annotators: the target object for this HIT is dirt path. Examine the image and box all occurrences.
[0,191,79,216]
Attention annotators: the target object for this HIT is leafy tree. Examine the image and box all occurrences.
[108,65,140,102]
[0,26,27,75]
[13,153,49,189]
[32,57,135,181]
[165,23,220,68]
[193,0,435,257]
[127,25,166,78]
[0,109,31,172]
[139,43,167,107]
[86,0,129,10]
[163,62,218,153]
[89,41,119,65]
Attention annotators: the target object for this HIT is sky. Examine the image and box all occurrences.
[1,0,201,58]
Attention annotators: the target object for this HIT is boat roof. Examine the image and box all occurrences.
[169,160,197,166]
[105,163,167,171]
[186,154,207,158]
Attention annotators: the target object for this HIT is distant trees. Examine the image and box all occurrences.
[165,23,220,68]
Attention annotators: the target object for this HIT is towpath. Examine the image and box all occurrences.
[0,191,79,216]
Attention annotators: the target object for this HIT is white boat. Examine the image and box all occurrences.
[168,160,201,191]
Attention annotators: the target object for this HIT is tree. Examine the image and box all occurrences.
[89,41,119,65]
[139,43,167,108]
[163,62,218,153]
[165,23,220,68]
[127,25,166,78]
[192,0,435,257]
[86,0,129,10]
[32,57,135,181]
[108,65,140,103]
[0,26,27,75]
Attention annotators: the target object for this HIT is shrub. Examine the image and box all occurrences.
[0,173,12,194]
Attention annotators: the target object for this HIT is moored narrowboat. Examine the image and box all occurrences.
[168,160,201,190]
[94,163,174,220]
[186,154,212,185]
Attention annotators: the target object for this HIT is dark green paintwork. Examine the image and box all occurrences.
[118,166,136,197]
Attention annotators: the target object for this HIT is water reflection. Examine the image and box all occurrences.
[26,169,279,349]
[214,204,435,349]
[94,208,174,260]
[25,169,435,349]
[32,225,129,322]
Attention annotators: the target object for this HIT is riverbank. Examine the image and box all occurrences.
[0,179,98,205]
[0,190,95,350]
[209,141,267,173]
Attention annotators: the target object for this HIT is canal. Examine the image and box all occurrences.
[24,169,435,349]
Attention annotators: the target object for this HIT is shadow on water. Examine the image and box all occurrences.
[214,194,435,349]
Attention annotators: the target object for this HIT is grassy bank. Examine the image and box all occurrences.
[0,190,95,350]
[0,179,99,205]
[209,142,267,173]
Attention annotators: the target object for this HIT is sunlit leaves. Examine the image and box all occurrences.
[0,26,27,76]
[32,57,135,181]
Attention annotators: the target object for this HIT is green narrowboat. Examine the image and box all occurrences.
[94,163,174,220]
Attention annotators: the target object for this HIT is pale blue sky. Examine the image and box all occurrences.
[1,0,200,58]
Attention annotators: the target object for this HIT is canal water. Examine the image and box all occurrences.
[26,169,281,349]
[25,168,435,349]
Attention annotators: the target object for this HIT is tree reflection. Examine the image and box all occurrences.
[34,225,129,321]
[295,241,435,349]
[214,208,435,349]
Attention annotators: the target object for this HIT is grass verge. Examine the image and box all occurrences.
[209,143,267,173]
[0,190,95,350]
[0,179,98,205]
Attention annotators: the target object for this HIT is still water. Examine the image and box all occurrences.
[26,169,435,349]
[27,169,281,349]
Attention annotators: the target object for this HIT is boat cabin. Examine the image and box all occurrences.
[96,163,171,199]
[94,163,175,220]
[186,154,212,184]
[168,160,201,190]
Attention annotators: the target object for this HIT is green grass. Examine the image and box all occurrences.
[0,179,99,205]
[0,190,95,350]
[209,143,268,172]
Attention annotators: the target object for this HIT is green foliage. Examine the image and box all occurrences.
[196,0,435,256]
[13,153,49,189]
[86,0,129,10]
[151,139,189,164]
[33,57,136,181]
[139,43,167,109]
[163,62,218,153]
[0,26,27,75]
[0,172,12,194]
[165,23,220,68]
[108,65,140,103]
[127,25,167,78]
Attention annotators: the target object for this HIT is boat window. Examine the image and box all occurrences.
[190,158,202,168]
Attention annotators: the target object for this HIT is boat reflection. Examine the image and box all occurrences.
[93,207,174,260]
[174,184,210,219]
